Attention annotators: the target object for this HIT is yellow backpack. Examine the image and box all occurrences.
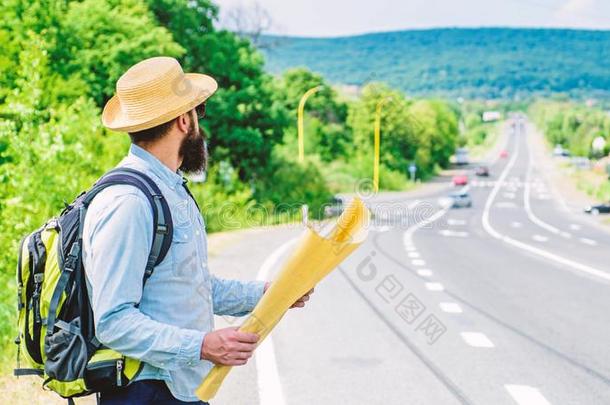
[14,168,173,402]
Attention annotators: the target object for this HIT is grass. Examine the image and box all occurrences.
[570,167,610,202]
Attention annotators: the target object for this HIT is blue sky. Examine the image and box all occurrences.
[215,0,610,37]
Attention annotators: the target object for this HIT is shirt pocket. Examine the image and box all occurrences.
[171,222,197,277]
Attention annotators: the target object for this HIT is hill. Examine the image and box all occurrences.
[259,28,610,99]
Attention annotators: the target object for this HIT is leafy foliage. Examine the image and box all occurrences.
[530,101,610,157]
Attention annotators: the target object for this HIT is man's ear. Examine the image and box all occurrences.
[175,111,192,134]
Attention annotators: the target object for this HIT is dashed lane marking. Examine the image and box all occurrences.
[417,269,433,277]
[425,282,444,291]
[579,237,598,246]
[504,385,552,405]
[460,332,495,348]
[440,302,463,313]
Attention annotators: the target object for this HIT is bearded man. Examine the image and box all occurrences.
[83,57,312,404]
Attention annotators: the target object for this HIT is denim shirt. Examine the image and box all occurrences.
[82,144,265,401]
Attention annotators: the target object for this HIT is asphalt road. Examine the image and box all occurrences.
[211,118,610,405]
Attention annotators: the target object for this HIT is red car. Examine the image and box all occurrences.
[500,150,509,158]
[452,174,468,186]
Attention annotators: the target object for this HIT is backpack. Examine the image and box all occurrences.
[14,167,182,402]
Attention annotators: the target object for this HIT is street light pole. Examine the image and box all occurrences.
[373,98,390,193]
[298,86,322,163]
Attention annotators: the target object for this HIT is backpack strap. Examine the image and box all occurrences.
[45,169,174,339]
[181,177,200,212]
[83,168,173,283]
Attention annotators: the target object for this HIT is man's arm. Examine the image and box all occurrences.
[211,276,265,317]
[84,190,204,370]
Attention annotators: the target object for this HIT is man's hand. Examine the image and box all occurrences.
[201,327,259,366]
[263,282,314,309]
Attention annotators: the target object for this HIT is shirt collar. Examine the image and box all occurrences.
[128,144,184,189]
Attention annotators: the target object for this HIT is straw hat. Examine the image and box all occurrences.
[102,56,218,132]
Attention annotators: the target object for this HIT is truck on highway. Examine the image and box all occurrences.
[455,147,469,165]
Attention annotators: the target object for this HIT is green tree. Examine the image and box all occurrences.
[146,0,289,179]
[278,68,351,162]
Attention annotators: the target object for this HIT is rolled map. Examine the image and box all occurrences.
[195,197,370,400]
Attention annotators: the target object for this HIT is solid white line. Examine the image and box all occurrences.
[481,129,610,283]
[255,238,296,405]
[460,332,494,348]
[439,302,462,313]
[403,204,449,248]
[425,282,444,291]
[505,384,552,405]
[417,269,433,277]
[524,146,571,239]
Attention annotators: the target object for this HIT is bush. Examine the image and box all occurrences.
[255,156,333,219]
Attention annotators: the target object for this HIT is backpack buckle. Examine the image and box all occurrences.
[157,224,168,234]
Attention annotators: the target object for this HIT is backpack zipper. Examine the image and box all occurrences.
[116,359,124,387]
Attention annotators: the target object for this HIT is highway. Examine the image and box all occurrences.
[212,118,610,405]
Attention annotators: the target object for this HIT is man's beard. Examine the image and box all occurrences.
[179,126,208,174]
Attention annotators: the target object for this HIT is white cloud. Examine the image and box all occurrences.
[553,0,605,28]
[558,0,595,13]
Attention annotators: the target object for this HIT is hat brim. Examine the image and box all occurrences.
[102,73,218,133]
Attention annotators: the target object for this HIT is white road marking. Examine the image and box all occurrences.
[481,132,610,283]
[412,259,426,266]
[523,138,572,240]
[569,224,581,231]
[505,385,552,405]
[579,237,598,246]
[417,269,433,277]
[407,252,420,258]
[404,246,416,252]
[447,218,466,226]
[425,282,444,291]
[439,302,462,313]
[503,192,516,199]
[376,225,391,232]
[460,332,494,348]
[532,234,549,242]
[439,229,469,238]
[254,239,296,405]
[510,221,522,228]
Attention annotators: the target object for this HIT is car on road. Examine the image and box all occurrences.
[553,144,570,157]
[475,166,490,177]
[455,147,469,165]
[453,174,468,186]
[449,191,472,208]
[324,196,345,217]
[500,149,509,159]
[584,203,610,215]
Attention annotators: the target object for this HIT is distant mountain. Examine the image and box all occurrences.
[259,28,610,99]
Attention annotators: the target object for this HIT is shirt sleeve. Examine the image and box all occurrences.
[83,189,204,370]
[210,275,265,317]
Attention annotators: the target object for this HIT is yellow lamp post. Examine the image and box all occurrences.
[373,98,391,193]
[297,86,322,163]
